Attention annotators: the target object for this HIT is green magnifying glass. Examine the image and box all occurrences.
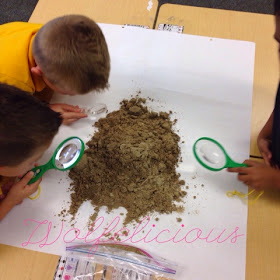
[28,136,85,184]
[193,137,247,171]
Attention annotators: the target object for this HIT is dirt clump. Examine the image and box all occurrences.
[69,97,186,225]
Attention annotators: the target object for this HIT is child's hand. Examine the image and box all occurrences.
[50,103,87,125]
[227,160,280,190]
[257,138,272,166]
[5,172,42,206]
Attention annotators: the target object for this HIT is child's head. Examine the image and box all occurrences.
[32,15,110,95]
[0,84,62,177]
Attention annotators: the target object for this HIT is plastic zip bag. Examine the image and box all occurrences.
[54,242,180,280]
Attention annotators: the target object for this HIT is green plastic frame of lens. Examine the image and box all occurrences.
[193,137,247,171]
[28,136,85,184]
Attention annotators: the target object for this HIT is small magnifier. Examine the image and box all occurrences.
[28,136,85,184]
[80,103,107,121]
[193,137,247,171]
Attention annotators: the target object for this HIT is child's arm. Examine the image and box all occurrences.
[228,159,280,190]
[257,111,274,165]
[34,88,87,125]
[50,103,87,125]
[0,172,41,221]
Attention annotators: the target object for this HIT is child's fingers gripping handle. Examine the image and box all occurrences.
[21,171,35,185]
[18,172,41,200]
[27,166,46,185]
[29,177,42,191]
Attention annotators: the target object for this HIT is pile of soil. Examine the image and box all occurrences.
[69,97,186,225]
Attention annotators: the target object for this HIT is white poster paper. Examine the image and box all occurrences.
[0,24,255,280]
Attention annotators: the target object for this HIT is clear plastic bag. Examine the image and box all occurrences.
[54,243,180,280]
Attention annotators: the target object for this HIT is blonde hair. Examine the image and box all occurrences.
[32,15,110,94]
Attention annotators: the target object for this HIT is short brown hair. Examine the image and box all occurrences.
[32,15,110,94]
[0,84,62,166]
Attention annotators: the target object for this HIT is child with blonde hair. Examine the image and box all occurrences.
[0,14,110,124]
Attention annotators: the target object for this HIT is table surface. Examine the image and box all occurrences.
[29,0,158,28]
[1,2,280,280]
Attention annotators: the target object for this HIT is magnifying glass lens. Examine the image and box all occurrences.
[55,138,82,169]
[200,144,220,164]
[59,144,78,164]
[80,103,107,120]
[195,139,226,169]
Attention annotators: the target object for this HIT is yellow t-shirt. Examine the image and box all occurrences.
[0,22,46,93]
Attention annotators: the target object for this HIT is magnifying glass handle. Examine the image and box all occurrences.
[28,160,54,185]
[227,159,247,168]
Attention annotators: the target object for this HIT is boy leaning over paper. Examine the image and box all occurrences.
[0,14,110,124]
[0,84,62,221]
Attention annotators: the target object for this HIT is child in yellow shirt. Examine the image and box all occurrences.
[0,83,62,221]
[0,14,110,124]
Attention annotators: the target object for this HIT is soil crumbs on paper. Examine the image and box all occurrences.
[69,97,186,225]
